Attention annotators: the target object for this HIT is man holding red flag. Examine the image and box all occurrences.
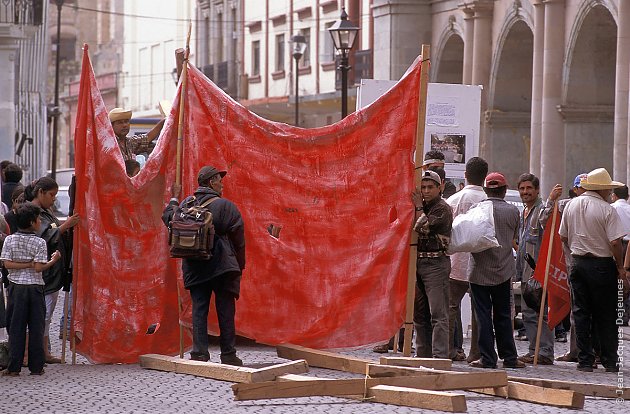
[559,168,626,373]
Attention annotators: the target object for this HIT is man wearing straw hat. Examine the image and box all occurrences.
[108,107,165,161]
[559,168,627,373]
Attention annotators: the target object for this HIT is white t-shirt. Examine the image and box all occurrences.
[611,199,630,241]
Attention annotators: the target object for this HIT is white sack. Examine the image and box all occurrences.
[448,200,499,253]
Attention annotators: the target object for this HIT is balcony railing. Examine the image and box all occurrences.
[0,0,43,25]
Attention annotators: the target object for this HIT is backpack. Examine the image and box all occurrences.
[168,196,218,260]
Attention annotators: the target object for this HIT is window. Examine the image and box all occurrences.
[252,40,260,76]
[299,28,310,68]
[275,34,285,72]
[321,22,335,62]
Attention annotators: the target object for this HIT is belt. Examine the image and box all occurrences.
[571,253,611,260]
[418,251,446,258]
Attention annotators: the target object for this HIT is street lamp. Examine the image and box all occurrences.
[328,8,359,119]
[51,0,65,181]
[291,34,307,126]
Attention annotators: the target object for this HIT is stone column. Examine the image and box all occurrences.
[540,0,565,196]
[0,26,26,162]
[617,0,630,184]
[461,6,474,85]
[529,0,545,177]
[470,1,493,162]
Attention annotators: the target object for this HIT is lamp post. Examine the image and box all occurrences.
[291,34,307,126]
[328,8,359,119]
[51,0,65,181]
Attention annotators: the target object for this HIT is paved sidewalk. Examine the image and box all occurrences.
[1,295,629,413]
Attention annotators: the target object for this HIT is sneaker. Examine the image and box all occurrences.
[468,359,497,369]
[577,364,593,372]
[503,360,526,369]
[220,353,243,366]
[556,353,578,362]
[372,343,390,354]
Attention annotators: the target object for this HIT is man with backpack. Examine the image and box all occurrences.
[162,166,246,366]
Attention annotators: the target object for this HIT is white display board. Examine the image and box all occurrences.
[357,80,482,183]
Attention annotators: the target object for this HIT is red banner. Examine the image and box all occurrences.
[532,212,571,329]
[72,46,422,363]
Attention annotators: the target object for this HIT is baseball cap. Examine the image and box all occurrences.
[484,172,508,189]
[573,173,587,188]
[197,165,227,185]
[421,170,442,186]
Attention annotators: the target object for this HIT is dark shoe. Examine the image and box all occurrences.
[189,352,210,362]
[220,353,243,366]
[515,333,528,341]
[466,354,481,364]
[537,355,554,365]
[605,366,619,373]
[451,351,467,361]
[372,343,390,354]
[468,359,496,369]
[577,364,593,372]
[503,360,526,369]
[30,370,45,376]
[518,354,535,364]
[555,332,567,343]
[556,353,578,362]
[2,369,19,377]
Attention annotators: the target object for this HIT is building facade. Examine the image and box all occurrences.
[196,0,373,127]
[374,0,629,196]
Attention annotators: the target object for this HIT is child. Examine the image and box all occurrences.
[1,202,60,376]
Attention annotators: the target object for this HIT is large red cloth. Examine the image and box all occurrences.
[532,211,571,329]
[73,47,422,363]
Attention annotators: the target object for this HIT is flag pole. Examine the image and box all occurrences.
[175,22,192,359]
[402,44,430,357]
[533,203,558,366]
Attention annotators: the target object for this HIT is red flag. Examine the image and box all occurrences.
[72,47,423,362]
[532,213,571,329]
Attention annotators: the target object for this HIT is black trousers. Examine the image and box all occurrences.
[189,277,237,360]
[570,256,619,370]
[470,279,518,367]
[6,283,46,373]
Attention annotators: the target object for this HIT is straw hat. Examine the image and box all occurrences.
[108,108,132,122]
[580,168,624,190]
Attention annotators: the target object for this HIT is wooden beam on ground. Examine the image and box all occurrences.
[474,380,584,409]
[276,344,372,374]
[379,356,452,370]
[232,370,507,400]
[369,364,507,389]
[367,385,467,413]
[139,354,308,383]
[508,376,630,400]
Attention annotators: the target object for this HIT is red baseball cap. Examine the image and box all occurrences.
[484,172,508,189]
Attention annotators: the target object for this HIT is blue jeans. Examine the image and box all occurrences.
[470,279,518,367]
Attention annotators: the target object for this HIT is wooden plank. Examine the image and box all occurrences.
[474,380,584,409]
[367,385,467,413]
[509,376,630,400]
[276,344,372,374]
[140,354,306,383]
[232,371,508,400]
[369,364,507,389]
[379,356,452,370]
[249,360,309,383]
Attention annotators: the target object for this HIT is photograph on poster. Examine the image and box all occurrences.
[430,133,466,164]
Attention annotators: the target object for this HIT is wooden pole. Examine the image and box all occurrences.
[402,44,430,356]
[533,204,558,366]
[175,22,193,359]
[60,290,69,363]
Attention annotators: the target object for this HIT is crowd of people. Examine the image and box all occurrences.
[378,150,630,373]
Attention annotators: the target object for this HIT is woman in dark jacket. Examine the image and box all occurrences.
[24,177,80,363]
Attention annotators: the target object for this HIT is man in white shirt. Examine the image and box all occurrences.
[559,168,626,373]
[446,157,488,362]
[611,185,630,249]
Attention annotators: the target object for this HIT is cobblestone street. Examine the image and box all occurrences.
[1,295,629,413]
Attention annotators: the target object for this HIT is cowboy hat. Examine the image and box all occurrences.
[580,168,624,190]
[108,107,132,122]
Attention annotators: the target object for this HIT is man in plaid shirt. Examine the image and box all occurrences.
[1,203,60,376]
[109,108,165,161]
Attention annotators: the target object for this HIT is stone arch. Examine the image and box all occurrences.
[562,3,617,177]
[432,18,464,83]
[485,16,533,185]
